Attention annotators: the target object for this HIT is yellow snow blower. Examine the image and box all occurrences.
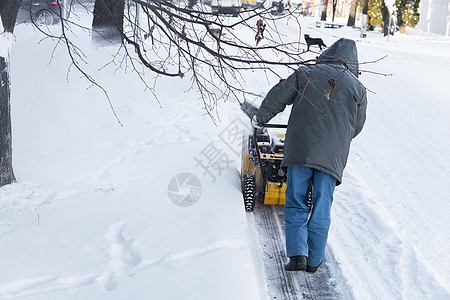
[239,100,288,212]
[239,100,313,212]
[240,125,288,211]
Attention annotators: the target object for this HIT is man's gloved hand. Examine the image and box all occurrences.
[252,115,264,129]
[240,100,259,120]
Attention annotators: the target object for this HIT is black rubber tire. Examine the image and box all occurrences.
[35,10,54,26]
[242,174,256,212]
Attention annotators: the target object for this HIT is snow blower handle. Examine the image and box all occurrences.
[240,100,259,120]
[261,123,287,129]
[240,100,287,129]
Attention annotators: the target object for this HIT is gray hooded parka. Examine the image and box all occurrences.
[256,38,367,184]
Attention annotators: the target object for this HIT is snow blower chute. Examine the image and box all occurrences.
[239,100,289,212]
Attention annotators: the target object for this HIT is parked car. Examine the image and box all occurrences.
[211,0,242,16]
[16,0,62,25]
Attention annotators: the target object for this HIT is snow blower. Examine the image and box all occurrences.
[239,100,288,212]
[239,100,313,212]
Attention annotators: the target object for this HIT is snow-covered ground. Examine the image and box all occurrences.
[1,8,449,300]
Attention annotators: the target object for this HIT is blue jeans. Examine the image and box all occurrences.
[284,166,336,267]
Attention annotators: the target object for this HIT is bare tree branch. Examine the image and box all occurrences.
[25,0,390,122]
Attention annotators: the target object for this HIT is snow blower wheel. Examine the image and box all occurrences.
[242,174,256,212]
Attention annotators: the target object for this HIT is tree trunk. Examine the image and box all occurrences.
[0,0,21,32]
[381,0,390,36]
[396,0,410,34]
[321,0,329,21]
[368,15,374,31]
[332,0,337,22]
[362,0,369,15]
[347,0,358,26]
[396,0,405,29]
[0,57,16,186]
[0,0,21,187]
[92,0,125,45]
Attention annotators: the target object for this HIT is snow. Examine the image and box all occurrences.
[384,0,396,14]
[1,9,450,300]
[418,0,450,36]
[0,21,13,58]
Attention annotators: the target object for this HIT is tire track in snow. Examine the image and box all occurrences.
[332,165,407,299]
[250,199,348,299]
[331,163,450,299]
[246,211,270,300]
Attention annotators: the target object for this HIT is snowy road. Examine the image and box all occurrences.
[249,201,350,299]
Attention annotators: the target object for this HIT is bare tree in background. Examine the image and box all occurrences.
[381,0,390,36]
[1,0,311,186]
[347,0,358,27]
[320,0,329,21]
[0,0,21,187]
[92,0,126,44]
[59,0,316,120]
[54,0,385,118]
[2,1,388,187]
[331,0,338,22]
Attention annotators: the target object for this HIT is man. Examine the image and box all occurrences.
[252,38,367,272]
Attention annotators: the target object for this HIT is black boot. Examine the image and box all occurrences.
[306,261,323,273]
[285,255,307,271]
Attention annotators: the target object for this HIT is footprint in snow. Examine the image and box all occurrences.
[98,221,142,291]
